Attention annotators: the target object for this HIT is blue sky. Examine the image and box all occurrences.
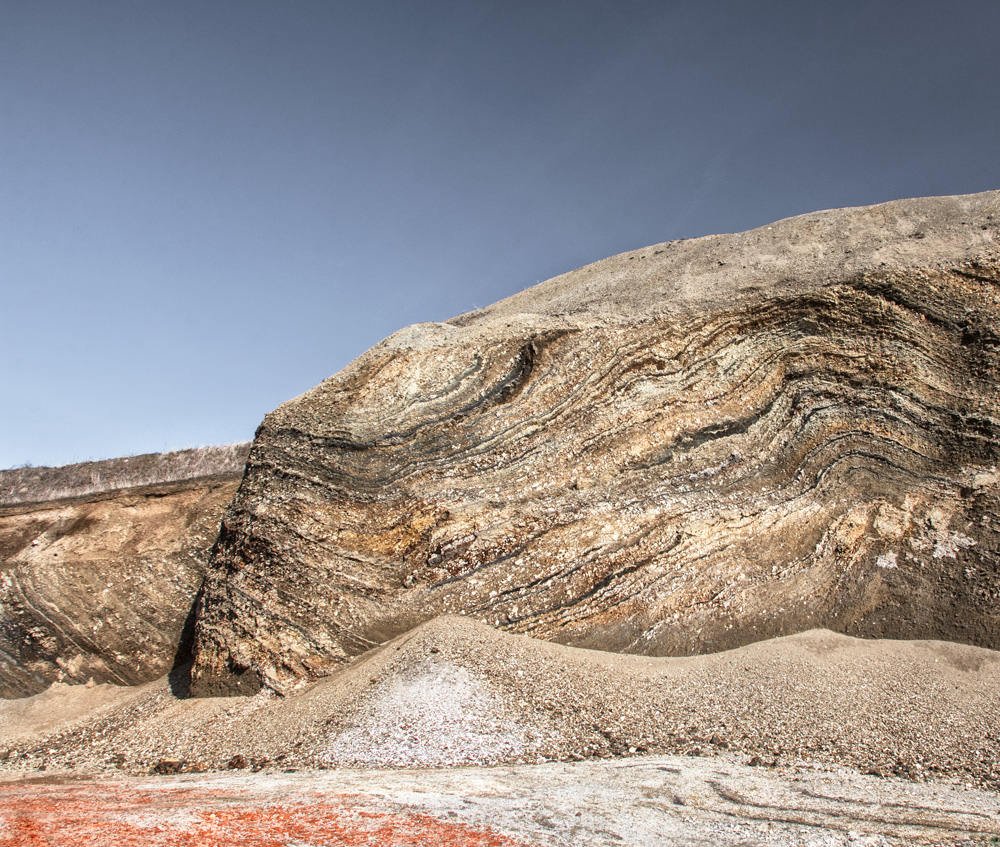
[2,0,999,468]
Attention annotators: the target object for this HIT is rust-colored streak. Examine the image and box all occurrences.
[0,784,532,847]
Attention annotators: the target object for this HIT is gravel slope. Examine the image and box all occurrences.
[2,616,998,794]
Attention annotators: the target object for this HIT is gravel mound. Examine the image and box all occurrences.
[1,616,998,793]
[323,660,531,767]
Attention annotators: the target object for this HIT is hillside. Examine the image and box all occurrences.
[188,191,1000,696]
[2,195,1000,845]
[0,445,248,697]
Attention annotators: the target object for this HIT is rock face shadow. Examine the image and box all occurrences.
[167,587,202,699]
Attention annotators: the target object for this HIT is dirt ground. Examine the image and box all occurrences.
[2,754,999,846]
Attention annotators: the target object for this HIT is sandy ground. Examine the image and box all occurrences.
[2,755,999,846]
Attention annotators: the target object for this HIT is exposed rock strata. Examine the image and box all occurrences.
[190,192,1000,695]
[0,478,240,698]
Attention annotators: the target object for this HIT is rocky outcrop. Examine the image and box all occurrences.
[190,192,1000,695]
[0,472,243,698]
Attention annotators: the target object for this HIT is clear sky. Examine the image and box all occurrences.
[2,0,999,468]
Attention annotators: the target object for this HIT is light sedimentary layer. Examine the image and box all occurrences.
[190,192,1000,695]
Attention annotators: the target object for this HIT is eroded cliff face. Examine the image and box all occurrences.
[0,479,240,698]
[190,192,1000,695]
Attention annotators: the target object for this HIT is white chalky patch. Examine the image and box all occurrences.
[933,532,976,560]
[875,552,898,569]
[324,660,526,767]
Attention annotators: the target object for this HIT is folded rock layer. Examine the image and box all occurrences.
[190,192,1000,695]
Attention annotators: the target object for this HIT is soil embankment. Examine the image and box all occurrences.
[0,446,248,697]
[0,443,249,507]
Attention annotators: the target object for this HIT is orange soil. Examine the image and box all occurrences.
[0,782,533,847]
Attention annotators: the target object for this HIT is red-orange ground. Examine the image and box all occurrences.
[0,781,534,847]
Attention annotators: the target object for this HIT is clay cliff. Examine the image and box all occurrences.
[0,446,248,698]
[189,192,1000,696]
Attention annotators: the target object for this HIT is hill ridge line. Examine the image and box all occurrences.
[0,442,251,507]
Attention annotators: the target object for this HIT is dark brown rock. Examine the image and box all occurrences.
[152,758,184,775]
[189,192,1000,695]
